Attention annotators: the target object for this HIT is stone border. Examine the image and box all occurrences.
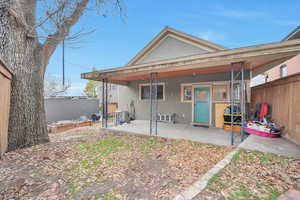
[173,148,240,200]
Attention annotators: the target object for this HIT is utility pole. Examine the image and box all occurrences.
[62,39,65,86]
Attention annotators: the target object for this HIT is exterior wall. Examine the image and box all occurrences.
[118,72,250,125]
[251,74,266,87]
[251,73,300,145]
[266,54,300,82]
[0,60,12,157]
[45,97,99,122]
[251,54,300,86]
[136,35,209,64]
[97,82,119,104]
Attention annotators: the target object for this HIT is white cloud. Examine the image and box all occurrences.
[271,19,299,27]
[185,7,298,28]
[198,30,221,41]
[204,7,298,27]
[206,7,267,19]
[198,30,230,46]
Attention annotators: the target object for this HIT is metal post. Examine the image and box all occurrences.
[105,79,108,128]
[240,63,245,141]
[149,72,158,136]
[102,79,105,128]
[230,64,234,145]
[154,73,158,136]
[149,73,153,136]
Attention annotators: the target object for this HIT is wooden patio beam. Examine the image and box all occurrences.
[81,39,300,82]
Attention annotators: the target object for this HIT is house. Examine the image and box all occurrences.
[81,26,300,130]
[252,26,300,86]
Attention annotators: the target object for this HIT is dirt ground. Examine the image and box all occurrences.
[0,127,233,200]
[197,149,300,200]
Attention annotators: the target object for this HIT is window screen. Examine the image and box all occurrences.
[213,85,228,101]
[140,84,164,100]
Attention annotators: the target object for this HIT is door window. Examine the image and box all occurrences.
[196,89,208,101]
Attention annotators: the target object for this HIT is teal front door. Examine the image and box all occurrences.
[194,87,210,124]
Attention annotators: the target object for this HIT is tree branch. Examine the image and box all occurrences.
[41,0,90,75]
[33,2,66,31]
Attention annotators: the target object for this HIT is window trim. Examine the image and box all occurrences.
[180,80,250,104]
[139,82,165,101]
[180,83,193,103]
[212,83,230,103]
[181,81,230,103]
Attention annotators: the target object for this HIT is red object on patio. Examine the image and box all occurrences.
[259,103,268,121]
[244,127,280,138]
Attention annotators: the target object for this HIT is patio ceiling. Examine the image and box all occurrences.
[81,39,300,85]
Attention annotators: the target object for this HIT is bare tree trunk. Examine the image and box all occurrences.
[0,0,99,151]
[0,0,49,151]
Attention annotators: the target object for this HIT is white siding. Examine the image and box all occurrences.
[97,82,119,103]
[136,36,209,64]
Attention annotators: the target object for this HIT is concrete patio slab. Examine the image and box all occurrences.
[239,134,300,159]
[105,120,300,158]
[105,120,242,146]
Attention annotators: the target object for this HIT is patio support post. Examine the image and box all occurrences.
[105,78,108,128]
[150,74,152,135]
[154,74,158,135]
[149,72,158,136]
[240,63,245,142]
[230,62,246,145]
[230,64,234,145]
[102,79,105,128]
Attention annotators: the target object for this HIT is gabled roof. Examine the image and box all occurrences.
[81,38,300,85]
[126,26,226,66]
[282,25,300,41]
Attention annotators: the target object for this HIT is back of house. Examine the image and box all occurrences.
[83,26,300,129]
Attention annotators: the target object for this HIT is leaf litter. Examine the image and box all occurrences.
[0,126,233,199]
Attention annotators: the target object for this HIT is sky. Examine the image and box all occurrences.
[45,0,300,96]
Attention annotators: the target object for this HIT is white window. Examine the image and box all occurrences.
[181,84,192,102]
[212,84,229,102]
[139,83,165,101]
[231,81,249,101]
[280,64,287,78]
[233,83,240,100]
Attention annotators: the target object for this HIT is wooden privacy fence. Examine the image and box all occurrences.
[0,59,12,158]
[251,72,300,145]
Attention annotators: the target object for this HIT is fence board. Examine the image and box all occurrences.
[251,73,300,145]
[0,60,12,157]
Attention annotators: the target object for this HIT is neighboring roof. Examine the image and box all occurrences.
[282,26,300,41]
[252,72,300,89]
[126,26,226,66]
[81,38,300,85]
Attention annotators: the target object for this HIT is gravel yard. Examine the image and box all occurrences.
[0,127,233,200]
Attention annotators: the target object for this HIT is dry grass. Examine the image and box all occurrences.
[0,127,233,200]
[197,149,300,200]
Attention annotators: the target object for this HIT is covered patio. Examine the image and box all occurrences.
[82,28,300,146]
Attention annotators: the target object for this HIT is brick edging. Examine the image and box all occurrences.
[173,148,240,200]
